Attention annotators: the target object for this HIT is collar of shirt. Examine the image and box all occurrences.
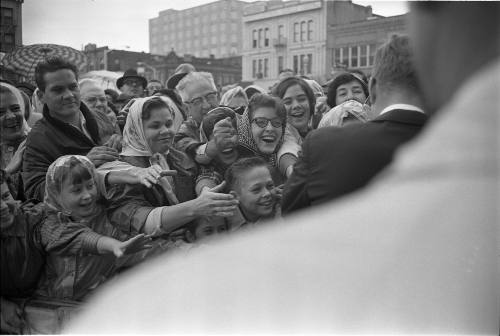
[379,104,425,116]
[70,111,93,140]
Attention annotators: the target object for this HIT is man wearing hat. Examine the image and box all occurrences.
[166,63,196,90]
[116,69,147,98]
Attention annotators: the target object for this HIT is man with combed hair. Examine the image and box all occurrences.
[174,71,236,165]
[283,34,428,214]
[23,57,119,201]
[68,2,499,333]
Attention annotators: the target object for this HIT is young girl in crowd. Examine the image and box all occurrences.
[274,77,317,177]
[237,93,287,184]
[36,155,153,301]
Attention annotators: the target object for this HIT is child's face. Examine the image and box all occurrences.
[0,182,18,229]
[195,219,230,241]
[59,177,98,219]
[234,166,275,221]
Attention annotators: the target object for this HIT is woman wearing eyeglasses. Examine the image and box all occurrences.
[237,93,286,186]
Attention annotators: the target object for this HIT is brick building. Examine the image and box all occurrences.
[327,14,407,76]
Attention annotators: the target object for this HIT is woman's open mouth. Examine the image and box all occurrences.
[261,135,276,143]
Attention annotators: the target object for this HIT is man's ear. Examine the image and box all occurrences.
[36,88,45,104]
[368,77,377,105]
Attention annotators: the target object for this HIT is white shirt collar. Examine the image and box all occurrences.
[379,104,425,116]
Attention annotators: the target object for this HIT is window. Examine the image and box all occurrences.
[307,53,312,74]
[350,46,358,67]
[369,43,377,66]
[278,25,284,38]
[4,33,14,44]
[307,20,313,41]
[341,47,349,67]
[253,30,257,48]
[252,60,257,78]
[1,7,13,25]
[334,48,341,66]
[278,56,284,74]
[258,29,262,48]
[293,23,299,42]
[300,21,306,41]
[264,28,269,47]
[360,45,368,67]
[258,59,263,76]
[293,55,299,74]
[264,58,269,77]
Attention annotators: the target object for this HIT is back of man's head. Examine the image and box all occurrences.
[371,35,420,95]
[35,56,78,92]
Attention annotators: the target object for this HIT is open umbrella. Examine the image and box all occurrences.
[80,70,124,92]
[0,44,88,84]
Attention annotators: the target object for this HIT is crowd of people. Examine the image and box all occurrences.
[1,1,498,333]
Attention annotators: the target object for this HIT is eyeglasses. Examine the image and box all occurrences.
[84,96,108,105]
[251,117,283,129]
[185,92,218,108]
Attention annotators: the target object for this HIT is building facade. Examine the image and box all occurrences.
[83,45,241,89]
[0,0,23,53]
[327,14,407,76]
[149,0,246,58]
[241,0,374,89]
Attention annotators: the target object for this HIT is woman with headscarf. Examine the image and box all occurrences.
[220,86,249,113]
[0,83,31,200]
[37,155,152,300]
[99,97,239,241]
[237,93,286,185]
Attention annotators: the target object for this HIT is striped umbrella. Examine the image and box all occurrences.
[0,44,88,84]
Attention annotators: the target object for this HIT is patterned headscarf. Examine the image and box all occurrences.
[318,99,372,128]
[44,155,99,217]
[237,107,285,168]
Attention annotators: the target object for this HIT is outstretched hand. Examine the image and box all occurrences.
[131,164,178,188]
[113,234,153,258]
[194,181,239,218]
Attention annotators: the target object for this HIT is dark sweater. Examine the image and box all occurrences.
[22,103,101,201]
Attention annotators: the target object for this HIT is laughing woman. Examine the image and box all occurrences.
[0,83,31,200]
[100,97,239,241]
[237,93,286,185]
[273,77,317,178]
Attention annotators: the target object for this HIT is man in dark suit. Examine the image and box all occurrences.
[282,35,427,214]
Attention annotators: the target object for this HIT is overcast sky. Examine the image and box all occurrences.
[23,0,408,52]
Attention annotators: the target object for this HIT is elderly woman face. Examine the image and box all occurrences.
[0,90,24,142]
[282,84,311,133]
[143,106,175,154]
[335,80,367,106]
[250,106,283,155]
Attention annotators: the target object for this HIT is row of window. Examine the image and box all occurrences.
[252,20,313,49]
[333,43,378,69]
[252,54,312,79]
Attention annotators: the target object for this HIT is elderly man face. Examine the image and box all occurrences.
[120,78,145,98]
[80,82,108,116]
[183,79,219,124]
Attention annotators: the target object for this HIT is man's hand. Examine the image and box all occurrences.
[87,146,119,168]
[193,181,239,218]
[131,164,178,188]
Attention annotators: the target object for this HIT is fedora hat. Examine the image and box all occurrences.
[116,69,147,89]
[166,63,196,89]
